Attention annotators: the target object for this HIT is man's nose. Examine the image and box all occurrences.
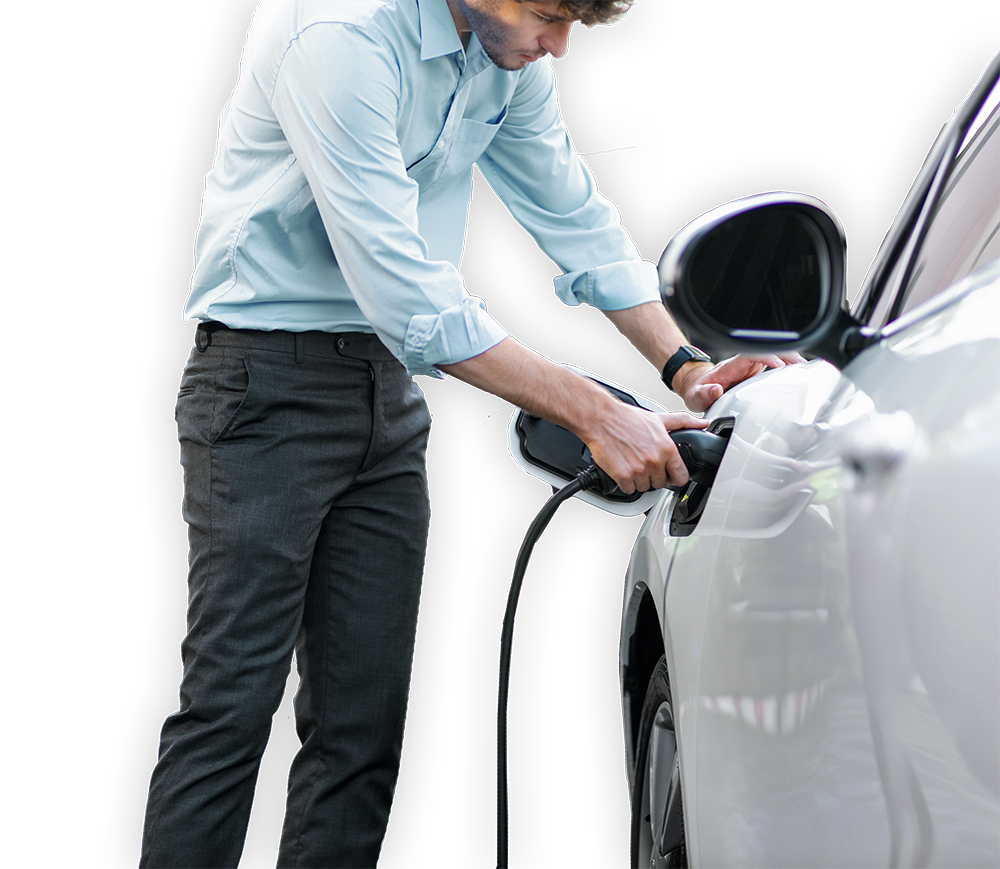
[539,21,572,58]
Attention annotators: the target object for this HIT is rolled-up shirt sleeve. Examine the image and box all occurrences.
[269,24,507,376]
[477,59,659,311]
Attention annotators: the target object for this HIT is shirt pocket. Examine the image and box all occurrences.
[406,105,509,190]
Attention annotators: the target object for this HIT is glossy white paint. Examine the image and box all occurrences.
[630,262,1000,866]
[616,50,1000,864]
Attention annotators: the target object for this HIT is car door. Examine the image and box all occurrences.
[658,62,1000,868]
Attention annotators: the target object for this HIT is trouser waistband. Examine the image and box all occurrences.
[195,321,398,363]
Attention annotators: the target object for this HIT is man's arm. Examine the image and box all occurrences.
[439,337,706,494]
[441,305,802,492]
[603,302,803,412]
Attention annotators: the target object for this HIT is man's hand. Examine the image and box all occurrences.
[583,405,708,494]
[674,352,806,413]
[602,302,805,413]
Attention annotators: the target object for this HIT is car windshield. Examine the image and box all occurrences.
[868,75,1000,327]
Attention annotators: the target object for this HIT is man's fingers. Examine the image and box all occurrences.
[661,413,707,486]
[593,410,711,493]
[681,382,721,413]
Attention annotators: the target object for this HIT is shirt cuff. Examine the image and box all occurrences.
[403,295,509,378]
[553,260,659,310]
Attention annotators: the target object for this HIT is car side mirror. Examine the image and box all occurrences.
[659,193,872,368]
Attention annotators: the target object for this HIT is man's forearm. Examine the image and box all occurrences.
[439,303,700,426]
[602,300,686,370]
[602,302,712,399]
[438,337,620,446]
[438,336,705,492]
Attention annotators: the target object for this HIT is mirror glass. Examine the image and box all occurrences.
[683,206,828,336]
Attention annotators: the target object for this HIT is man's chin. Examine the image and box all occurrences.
[483,46,542,71]
[489,54,527,71]
[500,58,529,70]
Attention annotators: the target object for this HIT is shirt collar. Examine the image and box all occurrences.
[418,0,465,61]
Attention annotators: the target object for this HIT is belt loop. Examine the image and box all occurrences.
[294,332,304,364]
[196,321,226,352]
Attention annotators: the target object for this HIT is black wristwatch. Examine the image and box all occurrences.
[661,345,712,392]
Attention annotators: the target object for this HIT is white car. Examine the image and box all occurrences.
[514,51,999,868]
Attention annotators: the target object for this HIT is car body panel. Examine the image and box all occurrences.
[614,53,1000,868]
[625,261,1000,866]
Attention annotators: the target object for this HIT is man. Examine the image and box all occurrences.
[141,1,790,865]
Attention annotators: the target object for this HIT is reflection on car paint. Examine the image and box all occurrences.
[689,676,834,737]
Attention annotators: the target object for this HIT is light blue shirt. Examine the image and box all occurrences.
[184,0,658,377]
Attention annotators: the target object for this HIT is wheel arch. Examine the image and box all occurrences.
[621,580,666,785]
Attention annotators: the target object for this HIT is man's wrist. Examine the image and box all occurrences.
[673,359,713,402]
[661,345,712,393]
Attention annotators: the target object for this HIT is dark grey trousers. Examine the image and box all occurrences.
[141,327,432,868]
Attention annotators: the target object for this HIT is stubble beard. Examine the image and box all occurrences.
[463,2,535,71]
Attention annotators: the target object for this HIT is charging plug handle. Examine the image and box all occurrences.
[670,429,728,488]
[581,428,727,495]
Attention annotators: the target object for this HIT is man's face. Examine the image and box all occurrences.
[455,1,577,71]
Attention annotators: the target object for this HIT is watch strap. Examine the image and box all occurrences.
[661,345,712,392]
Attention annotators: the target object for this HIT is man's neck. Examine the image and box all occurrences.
[446,0,473,49]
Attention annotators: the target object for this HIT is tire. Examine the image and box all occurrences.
[630,655,687,868]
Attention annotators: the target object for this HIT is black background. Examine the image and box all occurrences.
[121,0,995,869]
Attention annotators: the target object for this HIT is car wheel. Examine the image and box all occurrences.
[631,655,687,868]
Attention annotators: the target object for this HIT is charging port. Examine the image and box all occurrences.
[668,417,733,536]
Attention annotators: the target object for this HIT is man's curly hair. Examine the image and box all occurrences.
[522,0,638,26]
[569,0,637,25]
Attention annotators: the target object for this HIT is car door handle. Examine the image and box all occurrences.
[835,410,917,482]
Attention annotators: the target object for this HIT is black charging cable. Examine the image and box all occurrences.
[496,463,615,869]
[495,427,725,866]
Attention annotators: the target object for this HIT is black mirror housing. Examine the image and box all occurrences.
[659,193,869,368]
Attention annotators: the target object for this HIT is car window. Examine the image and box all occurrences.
[870,81,1000,327]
